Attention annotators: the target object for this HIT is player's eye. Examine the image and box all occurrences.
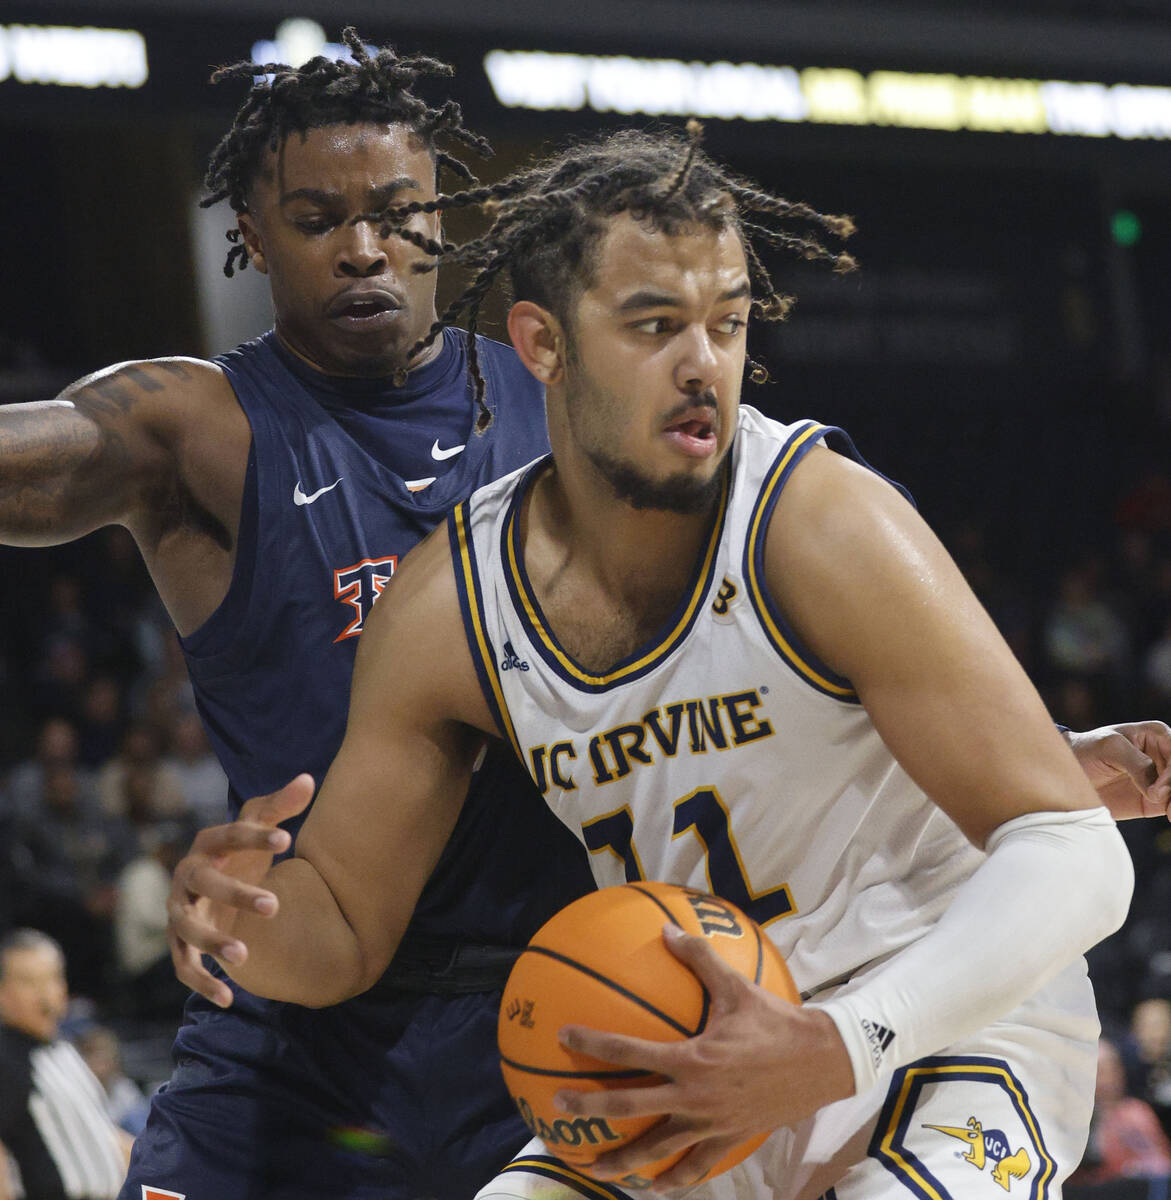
[295,216,338,234]
[632,316,676,335]
[714,315,748,335]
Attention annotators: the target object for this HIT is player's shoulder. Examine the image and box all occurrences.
[352,521,489,725]
[69,354,225,395]
[458,454,544,536]
[64,355,234,417]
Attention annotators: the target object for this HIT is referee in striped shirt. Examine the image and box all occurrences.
[0,930,130,1200]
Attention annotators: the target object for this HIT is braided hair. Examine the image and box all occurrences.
[378,120,856,430]
[201,27,492,278]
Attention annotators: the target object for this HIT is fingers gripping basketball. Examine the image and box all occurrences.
[497,882,799,1184]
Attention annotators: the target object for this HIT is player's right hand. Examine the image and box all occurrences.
[167,774,315,1007]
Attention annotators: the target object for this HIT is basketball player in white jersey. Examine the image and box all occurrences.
[170,127,1163,1200]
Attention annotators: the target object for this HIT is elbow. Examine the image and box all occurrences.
[274,935,401,1008]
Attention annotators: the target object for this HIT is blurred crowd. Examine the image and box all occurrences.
[0,466,1168,1167]
[0,527,228,1024]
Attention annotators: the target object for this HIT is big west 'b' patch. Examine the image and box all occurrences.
[869,1057,1056,1200]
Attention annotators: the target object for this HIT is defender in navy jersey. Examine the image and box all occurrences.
[0,35,592,1200]
[172,127,1167,1200]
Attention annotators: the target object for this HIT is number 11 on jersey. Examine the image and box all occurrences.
[582,787,796,928]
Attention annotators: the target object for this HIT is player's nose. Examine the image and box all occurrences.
[336,220,391,278]
[674,325,720,392]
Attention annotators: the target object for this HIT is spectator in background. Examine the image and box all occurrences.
[96,724,185,822]
[1044,559,1133,698]
[4,717,95,822]
[128,624,197,739]
[163,711,228,828]
[74,1026,151,1138]
[113,821,190,1020]
[1112,530,1167,653]
[1073,1036,1171,1186]
[1049,675,1108,733]
[76,676,126,770]
[1143,614,1171,708]
[40,576,90,654]
[1127,998,1171,1141]
[10,763,122,1001]
[28,634,88,730]
[0,930,131,1200]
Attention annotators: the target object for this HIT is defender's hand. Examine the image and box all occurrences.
[167,774,314,1007]
[554,925,853,1192]
[1069,722,1171,821]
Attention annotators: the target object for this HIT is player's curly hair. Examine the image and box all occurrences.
[378,120,857,430]
[201,27,492,277]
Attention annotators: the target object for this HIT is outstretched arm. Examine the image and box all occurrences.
[1,361,201,544]
[0,358,249,632]
[185,524,498,1008]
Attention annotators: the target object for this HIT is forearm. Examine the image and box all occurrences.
[224,857,372,1007]
[817,806,1133,1092]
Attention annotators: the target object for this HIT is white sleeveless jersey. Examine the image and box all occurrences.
[448,407,984,997]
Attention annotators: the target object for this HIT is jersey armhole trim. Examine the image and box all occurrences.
[744,421,861,703]
[448,500,526,765]
[178,438,259,665]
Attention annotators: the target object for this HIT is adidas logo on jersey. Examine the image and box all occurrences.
[861,1017,896,1067]
[500,640,530,672]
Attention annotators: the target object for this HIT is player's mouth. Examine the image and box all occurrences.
[661,404,719,458]
[326,287,405,331]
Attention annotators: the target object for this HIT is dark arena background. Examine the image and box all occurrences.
[1,0,1169,1189]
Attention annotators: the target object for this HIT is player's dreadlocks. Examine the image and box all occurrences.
[379,120,857,431]
[201,27,492,278]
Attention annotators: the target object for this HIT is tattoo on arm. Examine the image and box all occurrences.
[0,362,176,542]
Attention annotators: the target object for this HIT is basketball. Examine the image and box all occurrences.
[497,881,800,1186]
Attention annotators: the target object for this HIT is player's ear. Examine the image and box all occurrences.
[237,213,268,275]
[508,301,565,385]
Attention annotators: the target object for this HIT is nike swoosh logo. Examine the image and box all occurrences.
[431,439,465,461]
[293,477,343,506]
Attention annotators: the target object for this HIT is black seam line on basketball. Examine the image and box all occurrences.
[626,884,710,1037]
[626,884,684,928]
[500,1055,653,1080]
[522,945,693,1037]
[752,919,764,986]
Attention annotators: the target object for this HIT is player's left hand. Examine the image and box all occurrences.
[554,924,854,1193]
[1068,721,1171,821]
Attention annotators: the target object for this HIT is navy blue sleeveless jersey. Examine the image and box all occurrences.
[121,330,596,1200]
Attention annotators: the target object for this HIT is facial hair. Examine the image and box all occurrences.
[583,443,725,514]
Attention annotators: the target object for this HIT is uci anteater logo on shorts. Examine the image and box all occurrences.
[870,1057,1054,1199]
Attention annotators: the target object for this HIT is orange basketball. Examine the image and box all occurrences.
[497,881,800,1187]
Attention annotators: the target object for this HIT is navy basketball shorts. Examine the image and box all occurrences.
[121,988,528,1200]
